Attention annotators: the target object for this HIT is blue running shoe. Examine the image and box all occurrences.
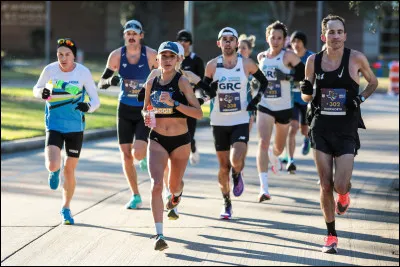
[60,208,74,225]
[232,171,244,197]
[280,155,289,164]
[139,158,148,171]
[48,169,60,190]
[220,203,233,220]
[302,137,311,155]
[125,194,143,209]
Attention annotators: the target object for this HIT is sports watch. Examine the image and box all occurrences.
[359,95,366,102]
[173,100,180,108]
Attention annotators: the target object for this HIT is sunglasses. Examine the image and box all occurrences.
[57,39,75,47]
[124,23,142,32]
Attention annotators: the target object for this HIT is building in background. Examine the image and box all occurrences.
[1,1,398,63]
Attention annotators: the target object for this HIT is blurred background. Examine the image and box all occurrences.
[1,1,399,141]
[1,1,399,64]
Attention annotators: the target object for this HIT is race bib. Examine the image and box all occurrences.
[264,81,282,98]
[262,67,282,98]
[218,92,241,113]
[123,79,144,97]
[150,90,173,114]
[320,88,346,115]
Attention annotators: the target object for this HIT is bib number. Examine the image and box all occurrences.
[320,88,346,115]
[150,90,173,114]
[218,92,241,113]
[264,80,282,98]
[123,79,144,97]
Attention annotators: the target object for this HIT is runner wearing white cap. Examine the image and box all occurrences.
[203,26,269,219]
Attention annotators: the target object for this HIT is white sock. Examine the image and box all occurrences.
[155,223,163,235]
[164,186,170,198]
[259,172,269,194]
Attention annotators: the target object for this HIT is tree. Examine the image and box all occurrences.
[194,1,296,41]
[348,1,399,33]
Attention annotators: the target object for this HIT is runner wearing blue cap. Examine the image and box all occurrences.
[142,41,203,251]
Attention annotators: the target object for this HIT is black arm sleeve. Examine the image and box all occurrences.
[98,67,116,89]
[293,62,305,82]
[101,67,114,79]
[203,76,213,85]
[197,79,217,98]
[252,69,268,96]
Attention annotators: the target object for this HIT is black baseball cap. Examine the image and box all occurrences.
[176,29,193,44]
[290,31,307,47]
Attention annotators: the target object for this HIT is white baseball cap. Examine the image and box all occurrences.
[218,27,238,40]
[173,42,184,57]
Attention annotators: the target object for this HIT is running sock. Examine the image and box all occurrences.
[155,223,163,235]
[232,170,239,178]
[222,193,231,207]
[259,172,269,194]
[288,158,294,164]
[326,221,337,236]
[164,186,170,197]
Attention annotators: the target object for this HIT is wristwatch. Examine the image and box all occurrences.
[174,100,180,108]
[359,95,366,103]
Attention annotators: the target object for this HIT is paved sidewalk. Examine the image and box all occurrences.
[1,94,399,265]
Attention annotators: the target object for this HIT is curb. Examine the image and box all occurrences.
[1,128,117,154]
[1,119,211,155]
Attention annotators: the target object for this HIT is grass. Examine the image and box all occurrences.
[1,86,211,141]
[0,62,389,141]
[1,87,119,141]
[1,59,105,82]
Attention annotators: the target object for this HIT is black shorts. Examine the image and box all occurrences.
[212,123,249,151]
[149,130,191,154]
[258,106,292,124]
[46,130,84,158]
[292,102,307,125]
[117,102,150,144]
[309,129,360,157]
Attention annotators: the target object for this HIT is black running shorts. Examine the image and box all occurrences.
[46,130,84,158]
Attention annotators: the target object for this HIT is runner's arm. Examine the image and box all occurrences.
[33,66,51,98]
[301,54,316,102]
[83,68,101,113]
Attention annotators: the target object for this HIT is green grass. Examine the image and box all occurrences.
[1,86,211,141]
[1,59,105,82]
[1,87,119,141]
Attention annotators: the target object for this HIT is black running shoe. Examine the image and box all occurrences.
[286,162,296,174]
[151,234,169,251]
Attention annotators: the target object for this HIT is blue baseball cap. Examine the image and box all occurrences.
[158,41,179,55]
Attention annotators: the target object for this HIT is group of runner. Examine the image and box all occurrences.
[33,14,378,254]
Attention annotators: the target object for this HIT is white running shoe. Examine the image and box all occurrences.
[189,150,200,165]
[268,146,282,174]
